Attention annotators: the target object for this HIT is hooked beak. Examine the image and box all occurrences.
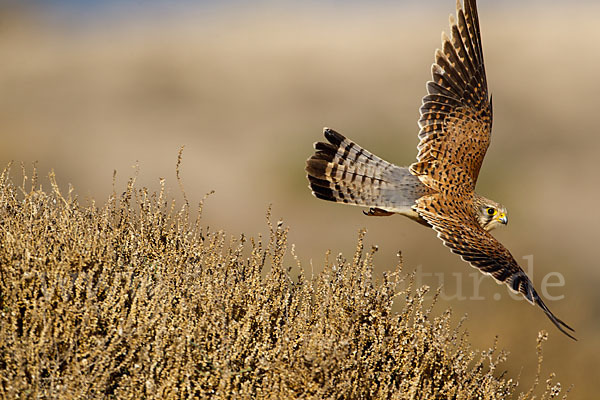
[497,213,508,225]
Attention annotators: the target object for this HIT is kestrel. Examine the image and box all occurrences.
[305,0,575,339]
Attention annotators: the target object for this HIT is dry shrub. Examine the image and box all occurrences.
[0,165,567,399]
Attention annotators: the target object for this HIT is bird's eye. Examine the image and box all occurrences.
[487,207,497,216]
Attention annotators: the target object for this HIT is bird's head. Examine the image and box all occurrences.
[474,196,508,231]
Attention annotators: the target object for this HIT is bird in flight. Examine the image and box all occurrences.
[305,0,575,340]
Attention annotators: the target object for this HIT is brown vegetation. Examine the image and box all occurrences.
[0,166,567,399]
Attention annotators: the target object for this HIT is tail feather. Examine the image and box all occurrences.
[305,128,427,213]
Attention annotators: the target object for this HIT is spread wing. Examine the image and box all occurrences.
[415,193,576,340]
[413,0,492,191]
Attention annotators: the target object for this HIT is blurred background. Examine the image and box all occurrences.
[2,0,599,396]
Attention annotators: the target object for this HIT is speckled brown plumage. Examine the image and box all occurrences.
[305,0,575,339]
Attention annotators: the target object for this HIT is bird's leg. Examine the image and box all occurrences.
[364,208,394,217]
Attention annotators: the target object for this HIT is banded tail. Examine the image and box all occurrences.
[305,128,430,216]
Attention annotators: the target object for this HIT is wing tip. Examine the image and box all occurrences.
[535,295,577,341]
